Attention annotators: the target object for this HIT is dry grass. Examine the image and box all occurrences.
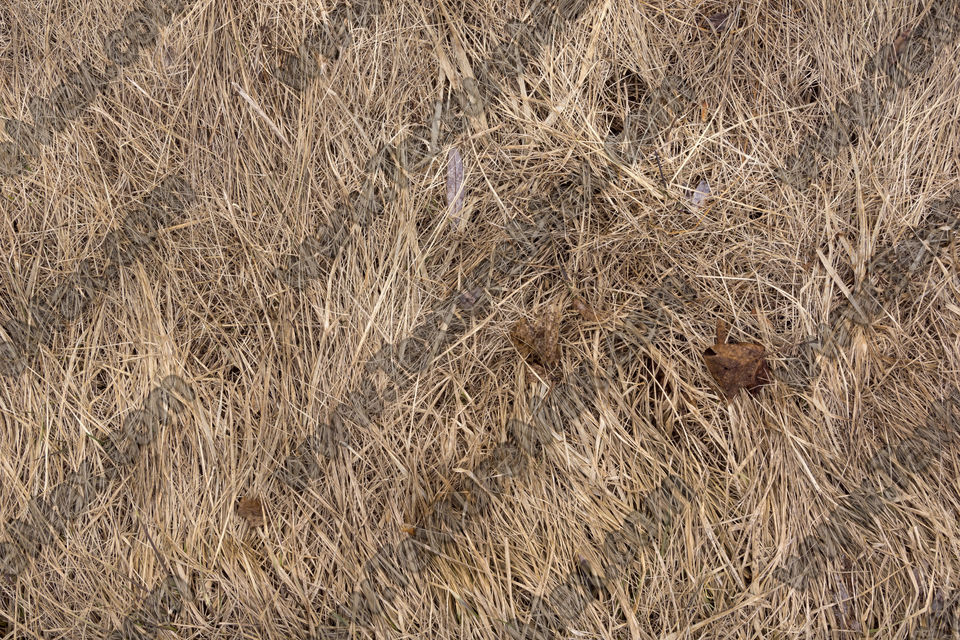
[1,0,959,638]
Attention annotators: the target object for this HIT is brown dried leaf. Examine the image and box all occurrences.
[571,296,599,322]
[510,306,561,375]
[893,29,912,58]
[702,319,769,401]
[237,496,264,527]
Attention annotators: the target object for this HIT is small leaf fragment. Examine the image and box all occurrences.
[510,306,562,376]
[458,286,483,311]
[702,11,732,32]
[571,296,599,322]
[237,496,265,527]
[893,29,912,58]
[688,179,711,213]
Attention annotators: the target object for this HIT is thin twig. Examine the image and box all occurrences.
[652,151,667,191]
[136,513,174,581]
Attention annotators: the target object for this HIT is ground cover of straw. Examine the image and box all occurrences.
[1,1,959,638]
